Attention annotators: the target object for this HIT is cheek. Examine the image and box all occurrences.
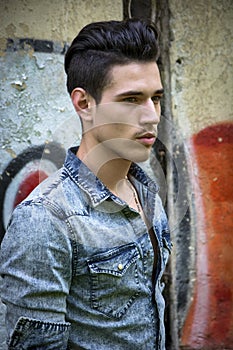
[96,103,139,125]
[157,104,161,117]
[96,124,134,140]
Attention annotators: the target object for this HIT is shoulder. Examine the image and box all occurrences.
[16,165,87,219]
[3,198,70,249]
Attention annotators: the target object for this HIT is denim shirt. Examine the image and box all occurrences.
[0,147,172,350]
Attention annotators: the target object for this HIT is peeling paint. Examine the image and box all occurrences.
[0,51,78,157]
[11,80,27,91]
[33,53,53,69]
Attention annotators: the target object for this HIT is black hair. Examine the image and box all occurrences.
[65,18,160,103]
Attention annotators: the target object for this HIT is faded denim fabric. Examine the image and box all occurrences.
[0,147,172,349]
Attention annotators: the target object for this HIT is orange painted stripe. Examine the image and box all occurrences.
[181,122,233,349]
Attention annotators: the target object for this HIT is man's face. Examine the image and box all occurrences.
[86,62,163,163]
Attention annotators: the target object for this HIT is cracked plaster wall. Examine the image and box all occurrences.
[0,0,122,170]
[169,0,233,137]
[0,0,122,45]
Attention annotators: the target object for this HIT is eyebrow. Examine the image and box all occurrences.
[115,89,164,98]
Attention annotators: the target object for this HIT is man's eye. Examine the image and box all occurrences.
[122,97,138,103]
[152,95,162,104]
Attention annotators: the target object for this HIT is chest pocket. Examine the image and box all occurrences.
[87,242,141,319]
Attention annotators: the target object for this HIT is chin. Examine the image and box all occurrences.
[124,149,151,163]
[103,139,152,163]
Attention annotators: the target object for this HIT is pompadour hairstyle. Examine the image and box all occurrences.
[65,18,160,103]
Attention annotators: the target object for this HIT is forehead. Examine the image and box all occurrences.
[105,62,162,94]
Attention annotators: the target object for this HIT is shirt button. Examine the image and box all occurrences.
[118,263,123,271]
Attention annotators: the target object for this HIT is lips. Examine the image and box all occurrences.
[136,132,156,146]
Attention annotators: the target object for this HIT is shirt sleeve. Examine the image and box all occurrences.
[0,201,72,348]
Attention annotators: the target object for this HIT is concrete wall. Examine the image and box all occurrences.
[169,0,233,348]
[170,0,233,136]
[0,0,122,44]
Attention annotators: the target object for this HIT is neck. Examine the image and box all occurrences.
[77,139,132,194]
[97,159,131,194]
[77,138,144,215]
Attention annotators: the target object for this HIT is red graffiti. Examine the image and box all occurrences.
[181,122,233,349]
[13,170,48,208]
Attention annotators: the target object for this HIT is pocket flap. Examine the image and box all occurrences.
[87,242,140,277]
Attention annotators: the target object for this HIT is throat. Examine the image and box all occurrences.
[113,176,142,214]
[124,177,142,213]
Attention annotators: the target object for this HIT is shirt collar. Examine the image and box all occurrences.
[64,146,159,207]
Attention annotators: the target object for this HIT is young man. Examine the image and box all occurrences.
[0,19,172,349]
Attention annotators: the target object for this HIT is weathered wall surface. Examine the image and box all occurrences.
[170,0,233,136]
[0,0,122,44]
[169,0,233,348]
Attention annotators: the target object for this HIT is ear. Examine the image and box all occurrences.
[71,88,93,121]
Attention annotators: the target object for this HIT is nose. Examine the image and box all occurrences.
[140,99,160,125]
